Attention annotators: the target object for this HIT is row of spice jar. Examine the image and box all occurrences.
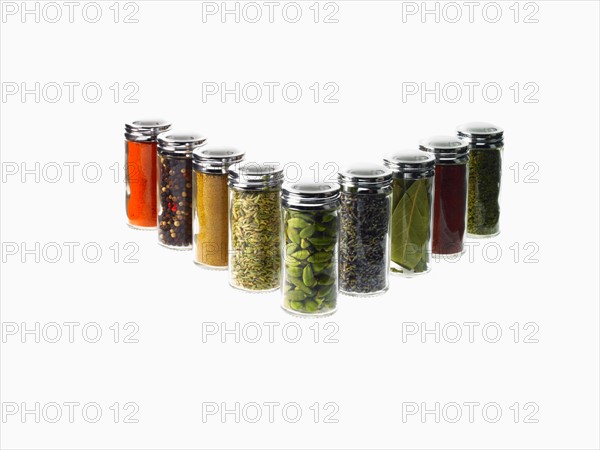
[124,120,504,316]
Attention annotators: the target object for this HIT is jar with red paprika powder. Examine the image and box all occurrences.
[419,136,469,257]
[124,120,171,229]
[157,132,207,250]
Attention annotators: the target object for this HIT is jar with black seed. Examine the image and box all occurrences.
[282,182,340,317]
[157,132,207,250]
[228,164,284,292]
[457,122,504,238]
[338,164,392,296]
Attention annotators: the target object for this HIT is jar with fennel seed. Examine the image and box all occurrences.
[157,132,207,250]
[124,119,171,229]
[419,136,469,257]
[383,150,435,277]
[228,164,284,292]
[192,146,245,269]
[282,182,340,317]
[338,164,392,296]
[457,122,504,238]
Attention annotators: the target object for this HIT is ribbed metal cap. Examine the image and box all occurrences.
[338,163,392,192]
[157,131,207,155]
[193,146,245,174]
[457,122,504,145]
[125,120,171,142]
[282,181,340,209]
[383,150,435,174]
[229,163,284,190]
[419,135,469,161]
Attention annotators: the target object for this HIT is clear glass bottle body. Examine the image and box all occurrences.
[124,120,171,229]
[282,183,339,317]
[385,151,435,277]
[338,165,392,296]
[158,152,194,250]
[229,186,283,292]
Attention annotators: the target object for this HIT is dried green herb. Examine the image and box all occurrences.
[230,189,281,291]
[339,192,390,294]
[390,178,432,274]
[467,148,501,236]
[283,209,337,314]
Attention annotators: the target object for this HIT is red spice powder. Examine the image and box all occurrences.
[126,140,158,228]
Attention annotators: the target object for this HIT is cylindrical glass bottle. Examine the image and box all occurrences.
[124,120,171,229]
[338,164,392,296]
[192,147,245,268]
[384,150,435,276]
[228,164,284,292]
[282,182,340,317]
[157,132,207,250]
[457,122,504,238]
[419,136,469,256]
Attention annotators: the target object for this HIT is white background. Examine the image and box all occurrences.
[1,1,599,449]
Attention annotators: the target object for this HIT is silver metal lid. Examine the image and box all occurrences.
[229,163,284,190]
[457,122,504,145]
[383,150,435,174]
[282,181,340,209]
[157,131,207,155]
[419,135,469,161]
[338,163,393,191]
[193,146,246,174]
[125,119,171,142]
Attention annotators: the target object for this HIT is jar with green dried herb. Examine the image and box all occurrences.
[384,151,435,277]
[157,132,207,250]
[193,147,245,268]
[282,182,340,317]
[338,165,392,296]
[457,122,504,238]
[228,164,284,292]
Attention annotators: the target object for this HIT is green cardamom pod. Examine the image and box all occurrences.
[299,224,316,238]
[304,300,319,312]
[301,238,311,249]
[290,300,305,311]
[287,290,308,301]
[287,266,303,278]
[286,243,299,255]
[308,236,333,246]
[286,227,301,245]
[302,265,316,287]
[308,252,332,263]
[288,218,311,229]
[291,250,311,260]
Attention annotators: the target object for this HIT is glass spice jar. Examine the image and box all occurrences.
[228,164,284,292]
[457,122,504,238]
[124,120,171,229]
[157,132,207,250]
[338,164,392,296]
[282,182,340,317]
[419,136,469,257]
[383,150,435,277]
[192,147,245,269]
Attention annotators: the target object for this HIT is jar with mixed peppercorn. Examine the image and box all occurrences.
[157,132,207,250]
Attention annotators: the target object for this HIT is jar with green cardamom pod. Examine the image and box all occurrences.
[281,182,340,316]
[384,151,435,277]
[457,122,504,238]
[228,164,284,292]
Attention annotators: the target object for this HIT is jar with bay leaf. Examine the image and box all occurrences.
[157,131,207,250]
[338,164,392,296]
[282,182,340,317]
[384,151,435,276]
[457,122,504,238]
[228,164,284,292]
[192,146,245,268]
